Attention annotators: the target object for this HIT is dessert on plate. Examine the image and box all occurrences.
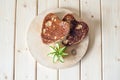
[41,13,70,44]
[41,13,89,63]
[62,14,89,46]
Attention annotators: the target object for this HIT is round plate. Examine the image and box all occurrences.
[27,8,89,69]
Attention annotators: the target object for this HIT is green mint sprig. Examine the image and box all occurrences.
[48,43,68,63]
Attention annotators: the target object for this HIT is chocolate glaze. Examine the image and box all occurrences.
[62,14,89,46]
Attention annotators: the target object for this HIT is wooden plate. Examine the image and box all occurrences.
[27,8,89,69]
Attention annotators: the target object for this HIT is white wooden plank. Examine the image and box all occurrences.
[80,0,102,80]
[37,0,58,80]
[0,0,15,80]
[15,0,36,80]
[38,0,58,13]
[59,64,79,80]
[59,0,80,80]
[59,0,80,16]
[37,64,57,80]
[101,0,120,80]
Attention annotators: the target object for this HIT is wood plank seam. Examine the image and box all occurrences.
[58,0,59,8]
[35,61,37,80]
[79,0,81,17]
[36,0,38,80]
[13,0,17,80]
[36,0,38,16]
[100,0,103,80]
[57,69,59,80]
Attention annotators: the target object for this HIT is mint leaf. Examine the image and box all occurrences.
[49,46,57,51]
[53,55,58,63]
[48,43,68,63]
[59,46,66,54]
[62,53,68,56]
[59,56,64,63]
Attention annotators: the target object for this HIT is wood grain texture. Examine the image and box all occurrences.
[101,0,120,80]
[59,64,79,80]
[15,0,36,80]
[37,0,58,80]
[80,0,102,80]
[59,0,80,80]
[0,0,15,80]
[1,0,120,80]
[38,0,58,13]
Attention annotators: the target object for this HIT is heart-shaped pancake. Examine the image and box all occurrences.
[62,14,89,46]
[41,13,70,44]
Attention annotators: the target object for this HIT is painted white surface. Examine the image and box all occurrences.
[0,0,120,80]
[0,0,15,80]
[101,0,120,80]
[80,0,102,80]
[15,0,36,80]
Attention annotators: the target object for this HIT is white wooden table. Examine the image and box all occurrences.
[0,0,120,80]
